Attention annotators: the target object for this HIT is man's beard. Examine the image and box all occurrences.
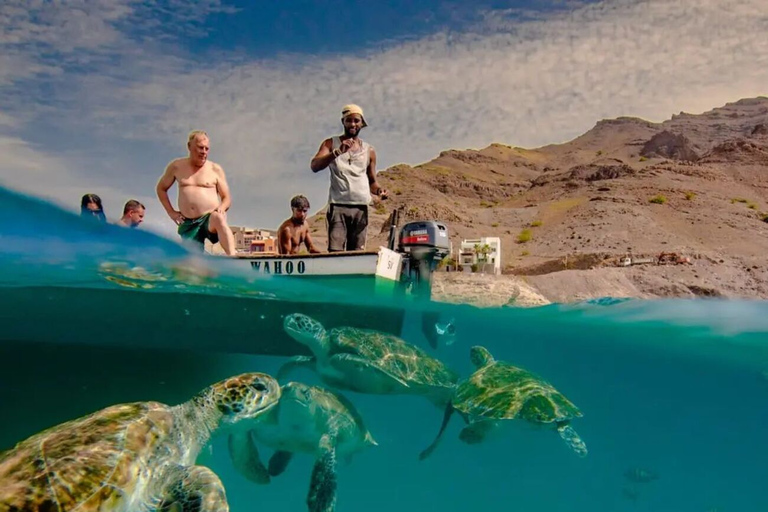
[343,126,359,137]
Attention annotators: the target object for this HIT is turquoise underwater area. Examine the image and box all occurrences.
[1,184,768,512]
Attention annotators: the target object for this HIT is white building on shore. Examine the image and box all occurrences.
[207,225,277,255]
[459,236,501,274]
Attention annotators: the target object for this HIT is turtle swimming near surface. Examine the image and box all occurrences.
[280,313,459,406]
[228,381,376,512]
[624,467,659,483]
[98,259,219,290]
[419,345,587,460]
[0,372,281,512]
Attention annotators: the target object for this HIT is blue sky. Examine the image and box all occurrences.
[1,0,767,240]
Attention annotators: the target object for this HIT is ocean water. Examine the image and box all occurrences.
[2,184,768,512]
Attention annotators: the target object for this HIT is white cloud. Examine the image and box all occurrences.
[2,0,768,230]
[0,136,65,178]
[0,112,16,127]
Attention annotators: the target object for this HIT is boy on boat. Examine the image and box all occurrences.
[310,104,388,252]
[156,130,237,255]
[278,195,321,255]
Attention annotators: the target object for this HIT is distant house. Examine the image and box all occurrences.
[205,225,277,255]
[231,226,277,254]
[459,237,501,274]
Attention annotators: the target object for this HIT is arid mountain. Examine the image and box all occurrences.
[307,97,768,301]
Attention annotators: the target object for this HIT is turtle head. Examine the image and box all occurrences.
[198,372,281,428]
[469,346,495,369]
[283,313,329,355]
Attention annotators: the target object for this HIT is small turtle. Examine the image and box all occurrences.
[0,372,281,512]
[99,261,167,289]
[228,382,376,512]
[280,313,459,406]
[98,259,219,290]
[624,467,659,483]
[419,345,587,460]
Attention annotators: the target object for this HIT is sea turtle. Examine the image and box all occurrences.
[280,313,459,406]
[228,381,376,512]
[0,372,281,512]
[419,346,588,460]
[99,261,168,289]
[98,259,219,290]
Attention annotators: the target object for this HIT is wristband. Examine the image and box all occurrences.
[332,148,341,158]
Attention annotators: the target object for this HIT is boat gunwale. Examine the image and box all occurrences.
[233,250,380,260]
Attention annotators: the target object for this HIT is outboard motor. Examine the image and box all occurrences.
[397,220,450,296]
[385,213,452,349]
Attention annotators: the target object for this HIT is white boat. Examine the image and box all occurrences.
[234,246,404,280]
[231,218,450,307]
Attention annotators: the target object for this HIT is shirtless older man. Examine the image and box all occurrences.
[156,130,236,255]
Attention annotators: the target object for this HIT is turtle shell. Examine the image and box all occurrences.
[282,383,375,448]
[305,385,369,435]
[0,402,176,512]
[98,260,219,290]
[453,361,582,424]
[329,327,458,389]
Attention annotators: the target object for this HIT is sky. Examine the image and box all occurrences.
[1,0,767,240]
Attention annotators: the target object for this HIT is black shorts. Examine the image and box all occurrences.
[326,204,368,252]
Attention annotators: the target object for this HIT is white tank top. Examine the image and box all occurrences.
[327,136,373,205]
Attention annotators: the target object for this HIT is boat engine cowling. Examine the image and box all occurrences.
[397,221,450,293]
[398,221,450,263]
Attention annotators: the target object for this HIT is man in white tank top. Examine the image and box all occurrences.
[310,104,388,252]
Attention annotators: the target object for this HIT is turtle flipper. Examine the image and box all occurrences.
[557,422,588,457]
[307,432,338,512]
[331,353,410,389]
[227,431,271,484]
[418,402,455,461]
[268,450,294,477]
[159,464,229,512]
[277,356,317,381]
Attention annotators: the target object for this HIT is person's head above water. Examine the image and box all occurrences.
[341,104,367,138]
[80,193,106,222]
[187,130,210,167]
[290,194,310,224]
[121,199,146,228]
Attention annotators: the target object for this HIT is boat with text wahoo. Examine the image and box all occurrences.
[236,212,451,298]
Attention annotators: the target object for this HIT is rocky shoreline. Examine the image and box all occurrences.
[431,254,768,307]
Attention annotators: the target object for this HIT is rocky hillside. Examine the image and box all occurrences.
[308,97,768,300]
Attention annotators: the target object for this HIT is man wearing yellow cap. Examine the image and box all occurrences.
[310,104,388,252]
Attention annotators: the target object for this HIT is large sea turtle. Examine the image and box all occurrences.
[419,346,588,460]
[0,372,281,512]
[280,313,459,406]
[228,381,376,512]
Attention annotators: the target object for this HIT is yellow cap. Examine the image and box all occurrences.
[341,104,368,127]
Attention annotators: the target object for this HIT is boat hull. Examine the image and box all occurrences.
[236,250,381,276]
